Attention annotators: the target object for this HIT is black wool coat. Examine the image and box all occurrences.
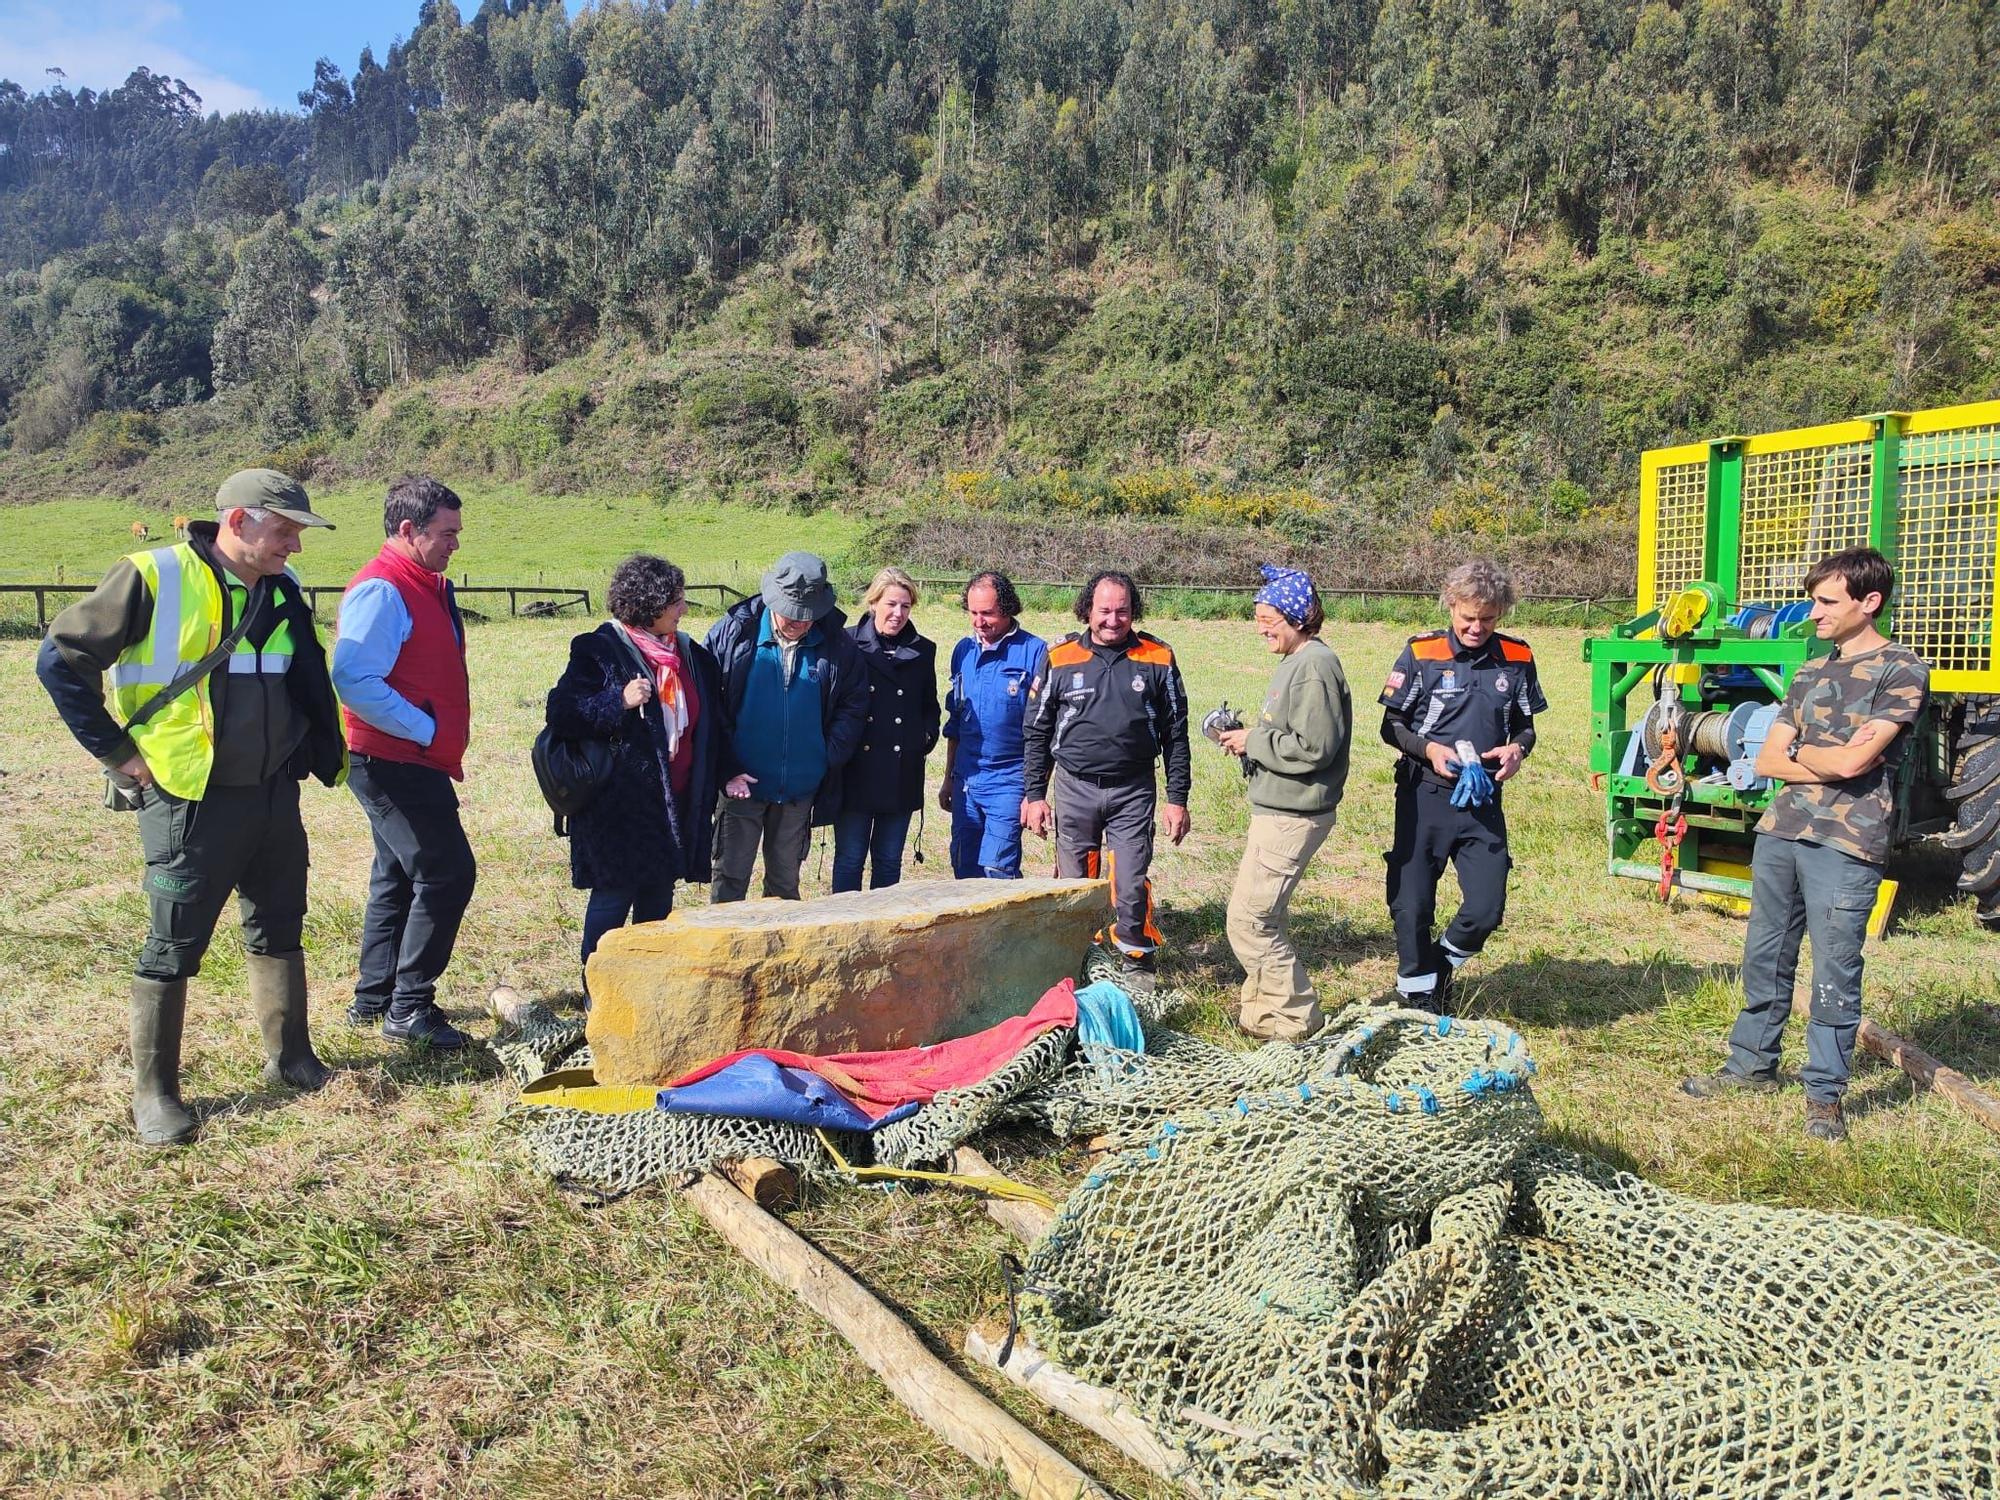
[841,616,941,815]
[544,622,724,892]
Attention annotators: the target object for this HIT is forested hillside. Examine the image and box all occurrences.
[4,0,1999,593]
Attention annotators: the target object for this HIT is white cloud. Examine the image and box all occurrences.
[0,1,274,114]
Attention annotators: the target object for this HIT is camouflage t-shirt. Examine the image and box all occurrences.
[1756,641,1930,865]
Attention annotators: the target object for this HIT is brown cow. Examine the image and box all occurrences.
[130,521,151,541]
[172,514,191,538]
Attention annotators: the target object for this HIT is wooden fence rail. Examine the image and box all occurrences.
[1,580,764,632]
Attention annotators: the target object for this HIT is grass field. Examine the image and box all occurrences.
[0,489,864,607]
[3,602,1997,1496]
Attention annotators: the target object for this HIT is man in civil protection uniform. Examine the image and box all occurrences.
[940,570,1047,880]
[36,470,348,1145]
[1379,558,1547,1006]
[332,475,475,1050]
[1683,547,1929,1143]
[1021,571,1192,980]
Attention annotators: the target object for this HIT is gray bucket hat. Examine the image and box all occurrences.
[215,468,335,528]
[761,551,836,623]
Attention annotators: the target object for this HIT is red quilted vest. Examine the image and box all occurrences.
[341,545,472,779]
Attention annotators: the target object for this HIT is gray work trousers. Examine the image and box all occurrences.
[1728,835,1879,1103]
[135,777,308,981]
[1052,765,1159,956]
[711,795,815,903]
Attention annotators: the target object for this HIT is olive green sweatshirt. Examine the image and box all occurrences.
[1245,637,1352,817]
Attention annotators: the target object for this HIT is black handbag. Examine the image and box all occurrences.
[530,725,615,834]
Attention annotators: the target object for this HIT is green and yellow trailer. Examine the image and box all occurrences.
[1586,399,2000,928]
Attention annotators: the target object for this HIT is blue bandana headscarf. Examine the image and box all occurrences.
[1255,564,1317,627]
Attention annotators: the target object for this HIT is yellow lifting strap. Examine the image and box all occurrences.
[517,1069,659,1114]
[816,1129,1059,1211]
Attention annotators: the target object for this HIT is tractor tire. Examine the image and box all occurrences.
[1947,736,2000,802]
[1958,840,2000,898]
[1940,780,2000,852]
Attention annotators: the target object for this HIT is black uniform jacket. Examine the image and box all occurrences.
[1022,630,1192,805]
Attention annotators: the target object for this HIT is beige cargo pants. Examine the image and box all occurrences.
[1227,808,1338,1040]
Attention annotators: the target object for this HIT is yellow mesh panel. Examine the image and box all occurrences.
[1897,422,2000,680]
[1648,460,1707,606]
[1737,441,1872,605]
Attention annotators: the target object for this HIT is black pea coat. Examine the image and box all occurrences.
[544,622,723,892]
[840,615,941,815]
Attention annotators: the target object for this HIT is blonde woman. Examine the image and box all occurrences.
[833,567,941,890]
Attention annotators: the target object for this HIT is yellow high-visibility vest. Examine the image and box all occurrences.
[107,544,310,800]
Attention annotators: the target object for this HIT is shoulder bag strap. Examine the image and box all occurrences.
[120,582,264,735]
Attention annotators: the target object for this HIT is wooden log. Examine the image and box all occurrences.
[1858,1018,2000,1139]
[717,1155,799,1210]
[966,1324,1202,1496]
[954,1146,1055,1244]
[680,1173,1108,1500]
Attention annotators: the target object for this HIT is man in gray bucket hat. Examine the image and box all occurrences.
[703,552,869,901]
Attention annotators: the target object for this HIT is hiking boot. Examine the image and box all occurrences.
[1115,952,1157,1003]
[1681,1068,1782,1099]
[1804,1099,1848,1143]
[383,1004,469,1051]
[249,951,331,1091]
[130,977,197,1146]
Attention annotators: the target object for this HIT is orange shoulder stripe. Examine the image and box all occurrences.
[1128,637,1175,666]
[1499,638,1534,663]
[1410,635,1453,661]
[1047,640,1092,668]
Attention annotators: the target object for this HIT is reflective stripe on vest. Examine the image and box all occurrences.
[106,548,304,800]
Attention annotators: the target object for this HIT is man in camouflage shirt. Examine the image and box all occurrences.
[1683,547,1929,1142]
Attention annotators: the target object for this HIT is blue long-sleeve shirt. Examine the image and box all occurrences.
[332,578,435,746]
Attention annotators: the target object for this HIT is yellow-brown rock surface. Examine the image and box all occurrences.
[584,877,1111,1086]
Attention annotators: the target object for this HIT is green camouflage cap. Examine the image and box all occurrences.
[214,468,335,528]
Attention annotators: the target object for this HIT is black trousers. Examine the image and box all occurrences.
[136,777,308,981]
[1384,772,1510,997]
[348,754,477,1020]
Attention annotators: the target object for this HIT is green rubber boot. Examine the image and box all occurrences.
[249,950,331,1091]
[130,977,197,1146]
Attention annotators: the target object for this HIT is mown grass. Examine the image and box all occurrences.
[0,489,863,598]
[2,604,1995,1496]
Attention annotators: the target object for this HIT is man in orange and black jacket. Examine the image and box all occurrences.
[1021,571,1192,981]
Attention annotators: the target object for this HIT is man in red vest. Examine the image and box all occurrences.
[332,476,476,1049]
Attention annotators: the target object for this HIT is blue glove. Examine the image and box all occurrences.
[1450,756,1496,809]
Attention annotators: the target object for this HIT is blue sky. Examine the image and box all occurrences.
[0,0,541,115]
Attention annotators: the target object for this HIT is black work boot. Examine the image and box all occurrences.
[383,1003,468,1051]
[249,951,331,1091]
[130,977,197,1146]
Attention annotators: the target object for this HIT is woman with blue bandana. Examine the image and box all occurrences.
[1212,565,1353,1040]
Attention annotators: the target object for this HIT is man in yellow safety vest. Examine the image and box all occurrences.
[37,469,349,1145]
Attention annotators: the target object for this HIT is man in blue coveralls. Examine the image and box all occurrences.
[940,571,1048,879]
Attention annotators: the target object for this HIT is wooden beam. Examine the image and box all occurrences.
[954,1146,1054,1244]
[966,1324,1202,1495]
[680,1173,1108,1500]
[1859,1018,2000,1139]
[717,1155,799,1210]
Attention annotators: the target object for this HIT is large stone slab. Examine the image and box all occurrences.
[584,877,1112,1086]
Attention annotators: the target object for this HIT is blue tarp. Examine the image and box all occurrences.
[1074,980,1146,1053]
[657,1054,922,1132]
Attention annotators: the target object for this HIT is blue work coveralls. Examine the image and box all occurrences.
[944,627,1047,879]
